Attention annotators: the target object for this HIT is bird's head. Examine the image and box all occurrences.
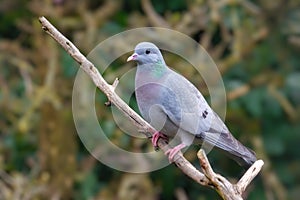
[127,42,165,65]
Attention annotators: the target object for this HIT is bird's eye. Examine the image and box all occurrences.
[145,49,150,54]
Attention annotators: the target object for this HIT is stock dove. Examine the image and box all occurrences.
[127,42,256,168]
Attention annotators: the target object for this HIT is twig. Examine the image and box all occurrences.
[236,159,264,194]
[268,84,297,121]
[39,16,263,200]
[198,149,264,200]
[105,77,119,106]
[141,0,171,28]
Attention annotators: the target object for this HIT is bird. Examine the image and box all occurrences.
[127,42,257,168]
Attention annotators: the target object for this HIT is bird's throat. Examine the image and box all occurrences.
[148,62,167,78]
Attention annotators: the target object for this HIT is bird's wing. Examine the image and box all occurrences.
[196,112,257,167]
[154,67,256,167]
[159,69,214,135]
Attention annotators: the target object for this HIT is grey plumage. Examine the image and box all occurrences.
[127,42,257,168]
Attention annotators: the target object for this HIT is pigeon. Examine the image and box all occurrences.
[127,42,257,168]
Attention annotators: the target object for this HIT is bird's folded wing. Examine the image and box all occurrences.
[159,70,214,134]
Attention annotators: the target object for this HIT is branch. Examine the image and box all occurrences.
[39,16,263,200]
[141,0,171,28]
[104,77,119,106]
[198,150,264,200]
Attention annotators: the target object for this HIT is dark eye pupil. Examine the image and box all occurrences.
[145,49,150,54]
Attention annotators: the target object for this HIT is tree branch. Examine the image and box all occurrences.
[39,16,263,200]
[141,0,171,28]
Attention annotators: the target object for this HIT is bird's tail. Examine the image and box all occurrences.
[202,131,257,169]
[218,138,257,169]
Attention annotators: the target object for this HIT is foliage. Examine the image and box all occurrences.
[0,0,299,199]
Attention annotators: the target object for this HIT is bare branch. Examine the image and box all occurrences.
[236,160,264,194]
[39,16,263,200]
[198,149,264,200]
[141,0,171,28]
[198,150,242,200]
[105,77,119,106]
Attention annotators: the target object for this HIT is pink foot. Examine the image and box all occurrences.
[152,131,168,147]
[165,143,186,162]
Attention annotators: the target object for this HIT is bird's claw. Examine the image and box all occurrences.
[152,131,168,150]
[165,143,186,163]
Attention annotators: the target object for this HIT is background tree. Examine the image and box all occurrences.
[0,0,299,199]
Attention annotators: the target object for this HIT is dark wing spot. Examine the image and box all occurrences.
[202,109,208,118]
[195,132,205,139]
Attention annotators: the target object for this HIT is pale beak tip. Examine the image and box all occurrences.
[127,53,137,62]
[126,56,132,62]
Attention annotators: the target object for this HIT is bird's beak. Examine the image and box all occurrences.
[127,53,138,62]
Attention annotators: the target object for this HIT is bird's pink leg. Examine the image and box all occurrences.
[152,131,168,147]
[165,143,186,162]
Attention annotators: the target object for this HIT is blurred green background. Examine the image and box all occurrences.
[0,0,300,199]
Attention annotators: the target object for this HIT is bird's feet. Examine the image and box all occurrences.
[165,143,186,162]
[152,131,168,149]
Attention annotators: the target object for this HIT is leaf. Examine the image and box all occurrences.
[286,72,300,104]
[264,135,285,156]
[61,50,78,77]
[75,170,99,200]
[262,92,282,119]
[241,87,265,117]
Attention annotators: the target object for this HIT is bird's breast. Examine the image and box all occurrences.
[135,82,163,120]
